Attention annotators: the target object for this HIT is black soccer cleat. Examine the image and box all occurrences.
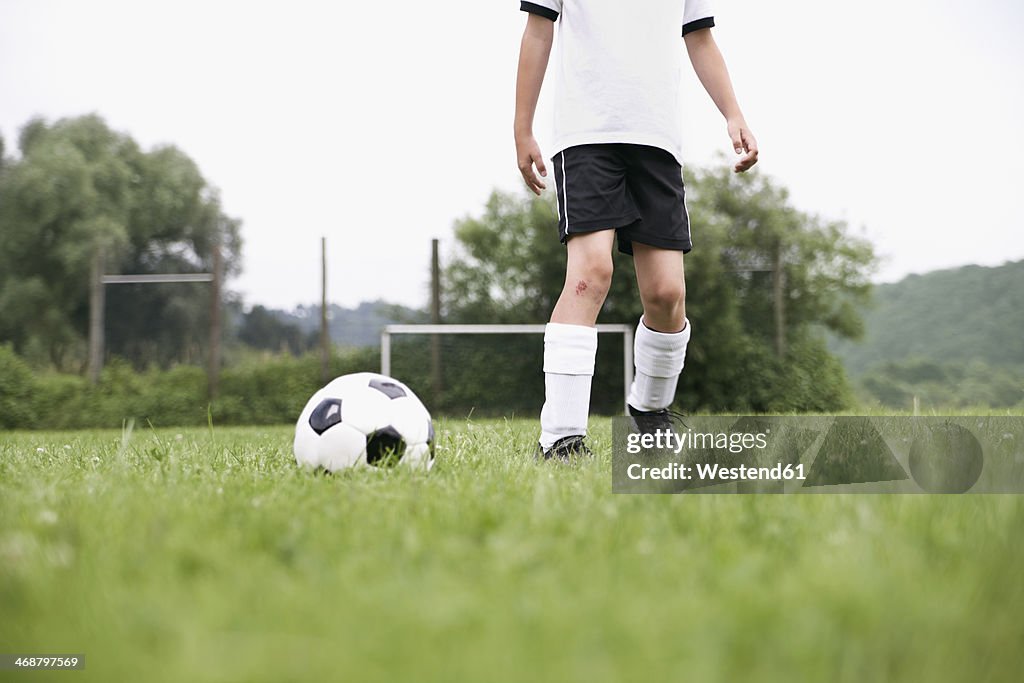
[628,405,689,436]
[536,434,592,462]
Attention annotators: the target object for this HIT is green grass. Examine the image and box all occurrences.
[1,419,1023,682]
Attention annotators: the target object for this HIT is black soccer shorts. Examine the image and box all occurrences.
[551,143,692,255]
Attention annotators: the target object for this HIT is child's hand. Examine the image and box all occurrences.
[728,119,759,173]
[516,134,549,195]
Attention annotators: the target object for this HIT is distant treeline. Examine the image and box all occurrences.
[238,301,425,354]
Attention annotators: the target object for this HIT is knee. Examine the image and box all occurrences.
[585,256,614,291]
[645,280,686,314]
[570,253,614,296]
[642,280,686,329]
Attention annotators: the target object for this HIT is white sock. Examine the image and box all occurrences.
[627,317,691,412]
[539,323,598,449]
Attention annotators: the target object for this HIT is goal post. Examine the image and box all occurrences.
[381,324,634,415]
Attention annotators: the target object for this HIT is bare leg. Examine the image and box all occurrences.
[550,230,616,326]
[628,244,690,413]
[539,230,615,451]
[632,243,686,332]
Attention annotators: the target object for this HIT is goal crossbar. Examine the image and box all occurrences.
[381,323,634,414]
[101,273,214,284]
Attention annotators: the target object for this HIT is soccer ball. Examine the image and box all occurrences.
[294,372,435,472]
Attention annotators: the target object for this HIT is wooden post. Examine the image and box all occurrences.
[88,245,106,385]
[430,239,442,406]
[207,242,223,399]
[320,237,330,385]
[772,241,786,359]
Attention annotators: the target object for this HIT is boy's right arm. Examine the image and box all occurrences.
[514,14,555,195]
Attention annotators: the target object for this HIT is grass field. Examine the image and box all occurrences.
[2,418,1023,682]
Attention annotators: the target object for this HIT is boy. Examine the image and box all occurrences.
[514,0,759,459]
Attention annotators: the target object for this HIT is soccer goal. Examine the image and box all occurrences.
[381,324,634,415]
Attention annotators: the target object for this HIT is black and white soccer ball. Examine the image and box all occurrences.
[294,372,435,472]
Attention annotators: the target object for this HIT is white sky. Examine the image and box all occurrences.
[1,0,1022,310]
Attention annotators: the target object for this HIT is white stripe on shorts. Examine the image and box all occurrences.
[560,151,569,234]
[681,167,691,247]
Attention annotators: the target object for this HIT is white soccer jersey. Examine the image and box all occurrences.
[520,0,715,166]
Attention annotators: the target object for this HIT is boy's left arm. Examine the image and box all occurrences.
[684,28,759,173]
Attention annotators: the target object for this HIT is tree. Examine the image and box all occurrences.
[441,165,876,413]
[238,305,316,355]
[681,164,875,411]
[0,114,242,369]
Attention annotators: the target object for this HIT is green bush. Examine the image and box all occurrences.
[771,334,853,413]
[33,372,90,429]
[0,348,381,430]
[0,344,34,428]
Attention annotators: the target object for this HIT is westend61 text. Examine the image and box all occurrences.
[627,462,807,482]
[625,428,769,455]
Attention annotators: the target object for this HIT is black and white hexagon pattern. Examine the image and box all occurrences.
[294,372,435,472]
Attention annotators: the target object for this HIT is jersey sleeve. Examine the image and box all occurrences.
[682,0,715,36]
[520,1,561,22]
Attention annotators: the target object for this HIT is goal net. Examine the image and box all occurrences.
[381,324,634,418]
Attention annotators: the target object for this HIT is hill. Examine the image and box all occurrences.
[831,260,1024,408]
[271,300,427,348]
